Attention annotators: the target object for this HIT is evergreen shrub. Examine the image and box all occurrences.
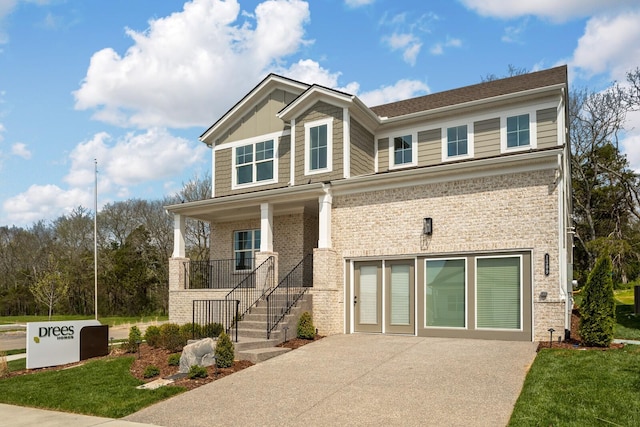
[167,353,181,366]
[126,326,142,353]
[144,325,161,348]
[188,365,207,379]
[143,365,160,378]
[159,323,185,352]
[579,255,616,347]
[214,332,235,368]
[297,311,315,340]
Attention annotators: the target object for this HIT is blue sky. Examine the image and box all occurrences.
[0,0,639,227]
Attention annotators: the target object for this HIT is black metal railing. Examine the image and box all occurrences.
[184,258,254,289]
[192,299,240,342]
[266,253,313,339]
[225,256,275,322]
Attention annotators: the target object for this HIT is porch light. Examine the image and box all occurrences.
[423,217,433,235]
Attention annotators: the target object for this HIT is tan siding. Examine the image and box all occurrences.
[350,119,375,176]
[218,89,294,145]
[215,149,232,196]
[377,138,389,172]
[537,108,558,148]
[417,128,441,166]
[294,101,344,185]
[214,135,290,198]
[474,118,500,158]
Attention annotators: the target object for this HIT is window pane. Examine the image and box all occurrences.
[507,132,518,147]
[519,114,529,130]
[359,266,378,324]
[234,231,251,250]
[236,145,253,164]
[507,116,517,132]
[426,259,465,327]
[256,140,274,161]
[447,126,467,157]
[256,160,273,181]
[393,135,412,165]
[310,124,328,170]
[237,164,252,184]
[476,257,521,329]
[390,265,410,325]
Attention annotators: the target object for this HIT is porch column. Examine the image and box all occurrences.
[260,202,274,252]
[318,184,333,249]
[172,213,186,258]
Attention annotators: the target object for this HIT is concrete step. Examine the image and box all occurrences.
[237,347,291,363]
[233,337,281,351]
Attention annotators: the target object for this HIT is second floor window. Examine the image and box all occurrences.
[393,135,412,165]
[310,124,328,170]
[236,140,274,185]
[506,114,530,147]
[447,125,468,157]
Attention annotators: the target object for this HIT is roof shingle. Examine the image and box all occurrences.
[370,65,567,119]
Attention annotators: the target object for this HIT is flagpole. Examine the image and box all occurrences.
[94,159,98,321]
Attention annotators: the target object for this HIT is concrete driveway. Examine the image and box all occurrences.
[125,334,537,427]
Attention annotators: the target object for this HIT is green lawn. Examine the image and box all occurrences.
[0,315,167,327]
[614,289,640,340]
[509,345,640,426]
[0,356,184,418]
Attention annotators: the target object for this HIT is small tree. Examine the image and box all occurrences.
[214,332,234,368]
[297,311,315,340]
[126,325,143,353]
[30,261,69,320]
[579,255,616,347]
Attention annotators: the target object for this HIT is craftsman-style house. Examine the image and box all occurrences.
[167,65,572,343]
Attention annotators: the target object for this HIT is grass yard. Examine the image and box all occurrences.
[0,356,184,418]
[614,289,640,340]
[0,315,168,326]
[509,345,640,426]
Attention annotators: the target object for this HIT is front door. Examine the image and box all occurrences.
[354,262,382,333]
[385,261,415,334]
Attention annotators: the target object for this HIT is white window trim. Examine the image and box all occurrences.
[304,117,334,176]
[233,229,260,271]
[388,132,418,170]
[231,136,279,190]
[424,257,468,330]
[441,123,474,162]
[474,254,523,332]
[500,107,538,153]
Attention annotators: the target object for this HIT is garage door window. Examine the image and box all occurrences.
[425,259,466,328]
[476,256,521,330]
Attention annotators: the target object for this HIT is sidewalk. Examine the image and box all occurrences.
[0,403,155,427]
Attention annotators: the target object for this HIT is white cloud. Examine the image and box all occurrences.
[344,0,374,7]
[620,110,640,173]
[459,0,638,22]
[65,128,207,189]
[502,19,528,43]
[359,79,430,107]
[11,142,30,159]
[3,184,92,226]
[73,0,311,129]
[383,33,422,66]
[430,37,462,55]
[571,11,640,82]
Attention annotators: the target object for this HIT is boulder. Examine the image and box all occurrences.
[179,338,216,373]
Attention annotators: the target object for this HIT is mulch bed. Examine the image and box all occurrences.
[536,309,624,351]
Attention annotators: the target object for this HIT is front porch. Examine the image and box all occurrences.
[166,183,344,339]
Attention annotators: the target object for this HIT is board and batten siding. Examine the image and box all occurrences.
[294,101,344,185]
[349,119,375,176]
[474,118,501,158]
[417,128,441,166]
[217,89,296,145]
[536,108,558,148]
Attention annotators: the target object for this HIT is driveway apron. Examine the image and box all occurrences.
[125,334,537,427]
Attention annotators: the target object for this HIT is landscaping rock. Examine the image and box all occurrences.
[179,338,216,373]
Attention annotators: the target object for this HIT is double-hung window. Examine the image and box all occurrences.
[235,139,274,186]
[305,118,333,174]
[506,114,530,148]
[447,125,468,157]
[233,229,261,271]
[393,135,413,166]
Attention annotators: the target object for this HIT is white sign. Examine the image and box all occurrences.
[26,320,101,369]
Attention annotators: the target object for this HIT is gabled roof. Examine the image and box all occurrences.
[199,73,309,143]
[277,83,380,131]
[370,65,567,119]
